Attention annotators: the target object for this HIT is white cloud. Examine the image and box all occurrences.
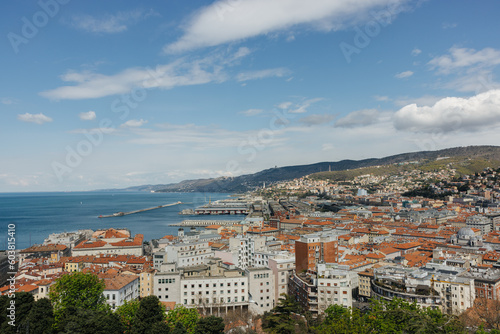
[79,111,96,120]
[442,22,457,29]
[231,47,251,60]
[395,70,414,79]
[164,0,411,53]
[277,101,293,109]
[1,97,17,105]
[394,95,443,107]
[334,109,380,128]
[374,95,390,101]
[411,48,421,56]
[121,119,148,127]
[239,108,263,116]
[299,114,335,126]
[127,123,288,149]
[17,113,53,125]
[70,9,158,34]
[70,126,116,135]
[236,67,290,82]
[428,47,500,93]
[289,98,323,114]
[393,89,500,133]
[428,47,500,75]
[40,49,262,100]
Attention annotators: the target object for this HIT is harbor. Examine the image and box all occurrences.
[181,198,251,215]
[98,201,182,218]
[170,219,242,227]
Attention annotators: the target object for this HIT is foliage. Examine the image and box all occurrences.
[0,292,35,334]
[116,299,140,332]
[151,321,171,334]
[131,295,166,334]
[172,321,188,334]
[195,315,225,334]
[56,306,125,334]
[19,298,55,334]
[314,298,465,334]
[402,186,453,200]
[262,294,308,334]
[460,297,500,331]
[49,271,107,328]
[165,306,200,334]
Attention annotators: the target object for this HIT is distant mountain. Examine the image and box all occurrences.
[106,146,500,193]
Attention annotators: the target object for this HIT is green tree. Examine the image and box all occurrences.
[262,294,307,334]
[57,307,125,334]
[165,306,200,334]
[116,299,140,332]
[131,295,166,334]
[172,321,188,334]
[195,315,225,334]
[19,298,55,334]
[0,292,35,334]
[49,272,107,328]
[151,321,171,334]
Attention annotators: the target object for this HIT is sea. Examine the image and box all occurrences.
[0,192,243,250]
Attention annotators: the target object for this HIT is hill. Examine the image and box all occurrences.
[111,146,500,193]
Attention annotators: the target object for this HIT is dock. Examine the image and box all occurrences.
[98,201,182,218]
[170,220,242,227]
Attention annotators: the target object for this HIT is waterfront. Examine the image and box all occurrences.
[0,192,243,249]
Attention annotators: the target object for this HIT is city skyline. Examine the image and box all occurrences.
[2,0,500,192]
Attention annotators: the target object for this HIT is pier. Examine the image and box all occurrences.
[98,201,182,218]
[171,220,242,227]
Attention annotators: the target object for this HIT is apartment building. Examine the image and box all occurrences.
[165,241,214,268]
[246,267,275,314]
[295,233,339,273]
[103,274,140,310]
[268,255,295,302]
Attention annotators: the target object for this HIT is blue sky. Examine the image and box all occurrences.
[2,0,500,192]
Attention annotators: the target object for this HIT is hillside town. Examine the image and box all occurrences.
[3,166,500,331]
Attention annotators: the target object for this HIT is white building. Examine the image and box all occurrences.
[103,274,140,310]
[268,255,295,302]
[72,229,144,256]
[246,267,275,314]
[153,258,249,315]
[154,266,181,303]
[223,235,266,270]
[432,274,475,315]
[316,264,356,312]
[466,215,492,235]
[165,241,214,268]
